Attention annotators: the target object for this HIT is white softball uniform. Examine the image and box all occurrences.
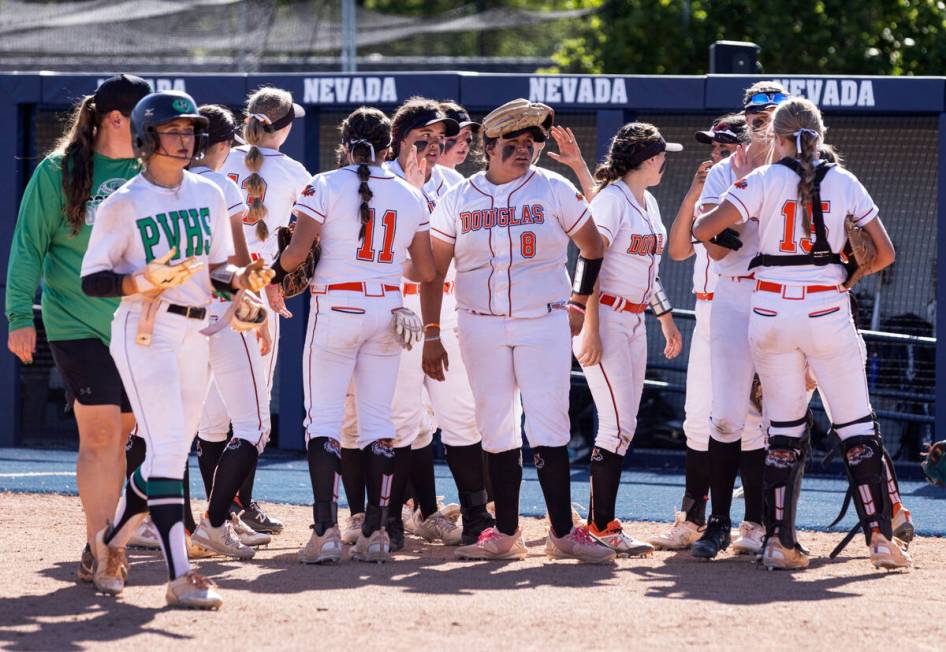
[223,145,312,399]
[681,242,718,451]
[723,161,879,441]
[699,157,764,449]
[294,164,430,449]
[431,166,591,454]
[81,172,234,479]
[386,160,480,450]
[575,181,664,455]
[189,167,271,452]
[438,165,465,188]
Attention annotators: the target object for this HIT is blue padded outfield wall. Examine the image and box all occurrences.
[0,72,943,450]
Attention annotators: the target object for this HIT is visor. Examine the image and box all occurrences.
[695,125,743,145]
[401,108,461,139]
[260,103,305,133]
[627,137,682,167]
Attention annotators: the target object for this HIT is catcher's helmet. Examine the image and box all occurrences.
[131,90,209,160]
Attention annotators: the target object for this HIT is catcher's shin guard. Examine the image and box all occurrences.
[841,432,893,543]
[763,419,811,550]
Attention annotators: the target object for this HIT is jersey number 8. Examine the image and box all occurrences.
[357,209,397,263]
[520,231,536,258]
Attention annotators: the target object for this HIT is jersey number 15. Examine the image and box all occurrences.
[357,209,397,263]
[779,199,830,253]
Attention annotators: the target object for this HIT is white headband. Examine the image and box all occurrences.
[794,128,820,153]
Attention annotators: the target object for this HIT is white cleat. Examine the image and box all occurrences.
[440,502,461,523]
[230,513,271,547]
[127,519,161,550]
[589,519,654,557]
[91,528,127,595]
[191,517,255,560]
[409,508,463,545]
[166,571,223,610]
[869,533,912,570]
[731,521,765,555]
[300,526,343,564]
[351,528,391,563]
[545,526,616,564]
[455,527,527,561]
[341,512,365,545]
[647,511,704,550]
[186,532,215,559]
[402,505,418,535]
[761,538,810,571]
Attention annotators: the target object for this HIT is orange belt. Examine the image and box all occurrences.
[600,293,647,313]
[402,282,455,295]
[695,292,714,301]
[755,280,841,295]
[312,282,401,296]
[724,273,756,282]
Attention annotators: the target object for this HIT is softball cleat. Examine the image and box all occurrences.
[761,538,809,571]
[300,526,343,565]
[869,533,912,570]
[455,526,527,561]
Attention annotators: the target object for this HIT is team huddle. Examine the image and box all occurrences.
[5,74,915,611]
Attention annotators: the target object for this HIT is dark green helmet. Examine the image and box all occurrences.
[131,90,209,160]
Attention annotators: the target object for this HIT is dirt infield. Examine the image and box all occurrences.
[1,492,943,651]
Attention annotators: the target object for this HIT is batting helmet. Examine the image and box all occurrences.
[131,90,209,160]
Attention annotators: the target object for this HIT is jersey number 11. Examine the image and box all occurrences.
[357,209,397,263]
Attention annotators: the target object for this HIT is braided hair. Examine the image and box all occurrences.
[771,97,826,237]
[340,107,392,242]
[593,122,662,190]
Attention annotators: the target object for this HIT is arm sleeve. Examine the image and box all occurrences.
[846,172,879,226]
[292,175,327,224]
[5,159,61,331]
[588,188,622,247]
[552,174,591,236]
[208,189,235,265]
[80,193,130,276]
[720,170,764,225]
[222,176,247,218]
[429,190,456,244]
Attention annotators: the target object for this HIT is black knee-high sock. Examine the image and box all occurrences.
[237,456,257,507]
[589,446,623,531]
[147,476,190,580]
[708,437,741,521]
[387,446,412,525]
[125,435,146,481]
[362,441,394,536]
[683,447,710,526]
[410,442,438,519]
[105,467,149,545]
[340,447,366,515]
[482,449,495,503]
[445,442,487,495]
[196,437,228,498]
[487,449,523,536]
[208,438,260,527]
[182,464,197,534]
[307,437,341,535]
[533,445,573,538]
[740,448,766,524]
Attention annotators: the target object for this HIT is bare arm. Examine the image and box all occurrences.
[862,217,896,274]
[667,161,713,261]
[547,126,596,200]
[405,231,436,283]
[693,200,744,243]
[281,211,322,271]
[420,239,455,381]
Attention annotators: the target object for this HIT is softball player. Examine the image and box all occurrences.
[221,86,311,534]
[650,115,747,550]
[272,106,435,564]
[572,123,683,556]
[80,90,272,608]
[690,82,787,560]
[5,74,150,580]
[422,98,613,563]
[188,104,272,557]
[694,96,910,570]
[437,101,480,185]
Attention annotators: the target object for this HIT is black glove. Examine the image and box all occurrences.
[710,227,743,251]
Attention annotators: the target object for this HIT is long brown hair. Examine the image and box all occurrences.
[593,122,662,190]
[771,98,825,236]
[53,95,100,235]
[339,107,392,242]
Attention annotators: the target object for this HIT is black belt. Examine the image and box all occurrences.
[167,304,207,320]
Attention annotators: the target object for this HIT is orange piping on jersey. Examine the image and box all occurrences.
[505,170,537,317]
[614,184,656,306]
[469,180,499,315]
[305,296,320,427]
[598,360,621,443]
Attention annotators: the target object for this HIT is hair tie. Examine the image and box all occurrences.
[349,139,377,161]
[793,128,820,153]
[247,113,272,125]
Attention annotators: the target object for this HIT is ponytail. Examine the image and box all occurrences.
[338,107,391,242]
[796,132,819,237]
[55,95,98,235]
[356,160,373,242]
[593,122,662,191]
[243,142,269,242]
[771,97,826,239]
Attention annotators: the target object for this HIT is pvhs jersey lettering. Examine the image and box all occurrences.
[136,207,213,262]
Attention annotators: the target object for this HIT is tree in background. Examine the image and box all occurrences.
[549,0,946,75]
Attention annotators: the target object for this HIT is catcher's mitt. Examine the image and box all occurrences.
[391,307,423,351]
[482,98,554,139]
[922,440,946,487]
[842,216,876,289]
[275,225,320,298]
[200,290,268,336]
[749,374,763,414]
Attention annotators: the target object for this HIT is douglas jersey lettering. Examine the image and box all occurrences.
[627,233,664,256]
[459,204,545,234]
[136,207,213,262]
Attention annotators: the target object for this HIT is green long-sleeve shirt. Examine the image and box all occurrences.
[5,152,140,344]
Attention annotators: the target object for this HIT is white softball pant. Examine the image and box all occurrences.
[708,276,765,450]
[196,302,271,452]
[682,298,713,452]
[392,291,480,449]
[458,309,571,454]
[110,303,210,480]
[303,289,403,449]
[749,285,874,441]
[575,305,646,456]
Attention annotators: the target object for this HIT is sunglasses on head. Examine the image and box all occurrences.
[445,135,474,150]
[745,92,789,110]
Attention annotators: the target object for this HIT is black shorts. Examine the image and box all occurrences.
[48,338,132,413]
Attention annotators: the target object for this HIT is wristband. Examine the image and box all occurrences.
[648,278,673,317]
[424,323,441,331]
[424,335,441,342]
[567,300,586,315]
